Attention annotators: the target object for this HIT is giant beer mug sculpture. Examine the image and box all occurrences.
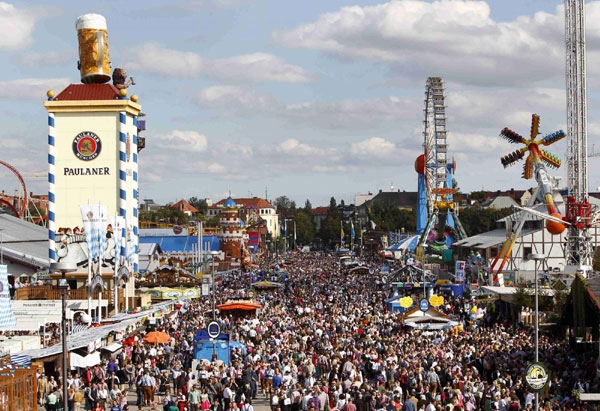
[76,13,111,84]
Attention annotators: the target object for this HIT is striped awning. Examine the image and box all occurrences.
[11,354,31,366]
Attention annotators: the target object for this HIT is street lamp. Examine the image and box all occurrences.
[527,252,545,411]
[50,261,77,411]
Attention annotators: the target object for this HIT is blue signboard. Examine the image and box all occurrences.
[419,298,430,312]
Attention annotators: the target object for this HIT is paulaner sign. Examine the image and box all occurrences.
[64,167,110,176]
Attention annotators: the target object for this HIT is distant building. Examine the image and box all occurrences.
[312,206,329,230]
[208,197,279,238]
[170,199,199,216]
[466,189,532,207]
[354,192,375,207]
[141,199,162,212]
[480,195,518,209]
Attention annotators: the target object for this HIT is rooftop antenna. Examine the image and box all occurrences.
[265,186,268,201]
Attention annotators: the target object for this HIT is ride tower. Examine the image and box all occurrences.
[564,0,595,272]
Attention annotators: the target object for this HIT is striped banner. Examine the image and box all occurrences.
[132,116,139,273]
[48,111,56,262]
[10,354,31,366]
[0,265,16,327]
[119,112,127,260]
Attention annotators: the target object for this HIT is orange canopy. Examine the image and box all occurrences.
[217,300,262,311]
[143,331,171,343]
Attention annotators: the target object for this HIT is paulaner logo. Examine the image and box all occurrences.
[73,131,102,161]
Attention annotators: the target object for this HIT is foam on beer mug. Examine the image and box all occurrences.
[76,13,111,84]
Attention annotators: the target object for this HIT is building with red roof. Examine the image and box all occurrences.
[170,199,199,216]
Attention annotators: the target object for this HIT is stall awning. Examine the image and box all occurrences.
[217,300,262,311]
[70,351,101,369]
[100,342,122,353]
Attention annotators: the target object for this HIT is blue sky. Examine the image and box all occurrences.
[0,0,599,207]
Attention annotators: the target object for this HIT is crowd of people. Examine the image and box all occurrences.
[37,252,600,410]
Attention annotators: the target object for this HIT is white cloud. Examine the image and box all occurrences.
[194,85,417,128]
[349,137,418,164]
[156,130,208,152]
[0,78,70,100]
[448,132,510,155]
[0,2,36,50]
[127,43,314,83]
[13,51,73,68]
[0,138,25,149]
[213,142,254,158]
[273,0,579,86]
[276,138,335,157]
[195,85,278,111]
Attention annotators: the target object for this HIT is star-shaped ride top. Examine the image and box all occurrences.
[500,114,565,179]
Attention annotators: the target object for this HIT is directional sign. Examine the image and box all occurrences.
[207,321,221,339]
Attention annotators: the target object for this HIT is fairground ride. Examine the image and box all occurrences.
[490,115,566,282]
[415,77,467,254]
[490,0,600,281]
[0,160,47,226]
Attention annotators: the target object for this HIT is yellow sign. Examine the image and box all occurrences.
[429,295,444,307]
[399,296,414,308]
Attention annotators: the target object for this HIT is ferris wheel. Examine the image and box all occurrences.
[423,77,449,214]
[416,77,467,249]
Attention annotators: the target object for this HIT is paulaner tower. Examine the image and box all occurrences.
[44,14,145,313]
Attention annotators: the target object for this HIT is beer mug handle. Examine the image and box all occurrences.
[95,30,105,70]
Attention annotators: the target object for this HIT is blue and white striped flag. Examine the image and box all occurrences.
[0,265,16,327]
[126,222,135,265]
[110,216,125,266]
[97,206,107,262]
[81,205,100,260]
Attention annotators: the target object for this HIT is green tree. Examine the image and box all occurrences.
[329,197,337,211]
[593,247,600,272]
[319,213,341,246]
[303,199,313,214]
[513,282,533,310]
[452,178,461,195]
[274,196,296,218]
[188,197,208,214]
[293,210,315,244]
[457,207,513,236]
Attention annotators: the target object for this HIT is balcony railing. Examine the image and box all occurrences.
[15,286,117,304]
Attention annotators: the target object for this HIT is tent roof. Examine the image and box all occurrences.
[0,214,49,269]
[217,300,262,311]
[399,306,451,321]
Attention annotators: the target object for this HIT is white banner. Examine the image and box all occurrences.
[109,215,125,266]
[455,260,466,283]
[0,265,16,327]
